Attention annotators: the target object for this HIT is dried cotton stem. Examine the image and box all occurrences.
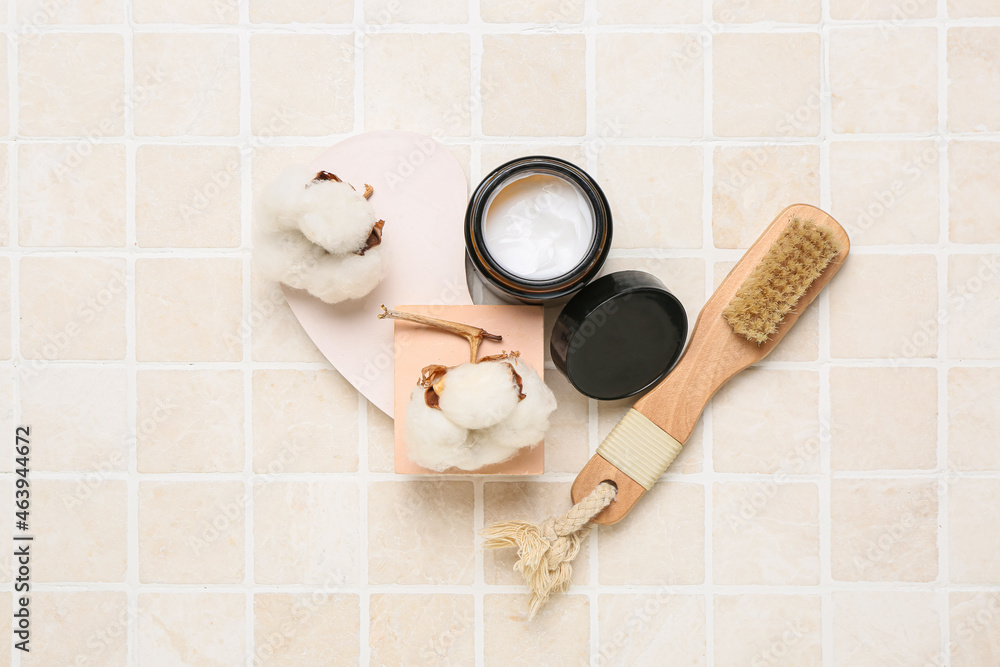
[378,305,502,362]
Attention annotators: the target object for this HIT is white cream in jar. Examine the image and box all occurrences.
[482,173,595,281]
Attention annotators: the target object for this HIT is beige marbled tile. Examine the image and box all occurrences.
[17,0,122,22]
[18,142,126,247]
[831,0,935,18]
[250,35,353,136]
[714,482,820,585]
[133,34,239,137]
[714,33,820,137]
[597,0,701,23]
[365,0,467,23]
[254,594,360,666]
[482,35,585,137]
[950,592,1000,666]
[948,28,1000,132]
[598,594,706,666]
[829,254,939,359]
[596,145,703,248]
[596,34,704,138]
[19,33,123,136]
[0,38,7,135]
[478,144,586,184]
[364,34,470,136]
[713,369,820,474]
[948,254,1000,359]
[713,145,820,248]
[715,595,822,666]
[949,368,1000,471]
[20,366,127,471]
[599,482,704,584]
[830,140,940,245]
[0,260,9,359]
[135,258,243,362]
[950,0,1000,15]
[250,266,326,364]
[254,481,359,585]
[24,593,127,667]
[366,400,395,473]
[833,592,942,666]
[137,594,245,666]
[484,594,589,664]
[251,0,353,22]
[34,479,126,581]
[483,0,583,22]
[0,146,8,245]
[133,0,238,23]
[136,145,241,247]
[830,27,938,134]
[370,595,474,665]
[483,482,589,585]
[949,142,1000,244]
[831,479,938,582]
[20,257,126,360]
[136,370,244,473]
[139,481,245,584]
[544,373,589,473]
[715,0,821,22]
[949,479,1000,583]
[831,367,938,471]
[252,369,358,473]
[368,481,474,584]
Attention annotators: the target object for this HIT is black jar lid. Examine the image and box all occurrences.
[550,270,688,401]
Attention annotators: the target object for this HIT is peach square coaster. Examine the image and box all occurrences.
[392,304,546,475]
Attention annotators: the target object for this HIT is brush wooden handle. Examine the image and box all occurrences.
[571,204,850,524]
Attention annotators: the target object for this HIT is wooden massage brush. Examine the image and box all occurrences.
[483,204,851,617]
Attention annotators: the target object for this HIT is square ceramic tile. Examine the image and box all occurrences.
[478,143,586,183]
[136,145,241,247]
[254,481,359,584]
[250,35,354,136]
[135,258,243,361]
[370,595,474,665]
[829,140,940,245]
[599,482,704,585]
[133,0,238,23]
[830,27,938,133]
[18,142,126,246]
[714,482,820,585]
[829,254,939,359]
[367,400,396,473]
[482,35,585,137]
[713,145,821,248]
[948,28,1000,132]
[948,368,1000,471]
[831,479,938,582]
[598,595,706,665]
[17,0,122,23]
[949,479,1000,583]
[0,146,8,245]
[33,480,126,581]
[20,257,126,360]
[250,266,326,363]
[484,595,589,664]
[482,0,583,22]
[254,594,360,666]
[713,369,820,474]
[948,254,1000,359]
[831,0,935,18]
[136,370,244,473]
[949,592,1000,666]
[833,592,941,666]
[483,482,589,586]
[715,0,821,22]
[543,373,590,473]
[949,142,1000,244]
[596,34,704,138]
[368,481,474,584]
[0,259,9,359]
[252,369,359,473]
[139,481,245,583]
[714,33,820,137]
[950,0,1000,16]
[364,34,471,136]
[364,0,467,23]
[830,367,938,471]
[133,34,240,137]
[19,34,123,136]
[714,595,822,666]
[0,38,8,135]
[137,593,246,666]
[597,0,701,23]
[596,145,703,248]
[25,593,127,667]
[20,366,127,471]
[251,0,353,23]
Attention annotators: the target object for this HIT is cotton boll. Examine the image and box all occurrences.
[436,361,521,430]
[297,179,379,255]
[476,357,557,452]
[257,164,315,232]
[300,247,386,305]
[253,228,326,290]
[404,387,471,472]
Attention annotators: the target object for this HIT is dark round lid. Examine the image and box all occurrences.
[550,270,688,401]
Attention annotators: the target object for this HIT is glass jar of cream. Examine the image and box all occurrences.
[465,156,612,304]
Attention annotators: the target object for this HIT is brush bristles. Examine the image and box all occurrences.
[723,219,841,344]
